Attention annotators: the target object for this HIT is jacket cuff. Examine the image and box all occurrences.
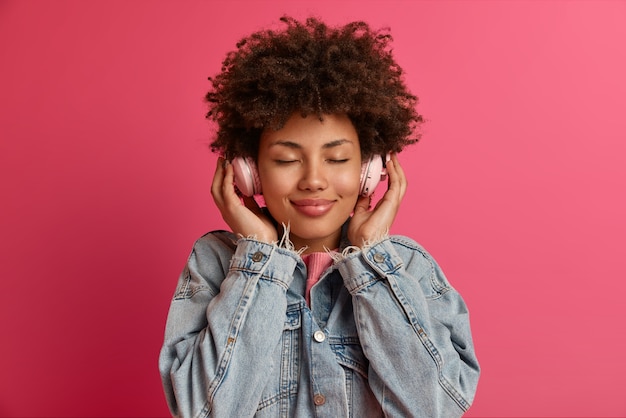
[229,238,300,289]
[337,237,404,294]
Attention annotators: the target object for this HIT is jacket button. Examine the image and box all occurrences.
[313,394,326,405]
[251,251,264,262]
[373,253,385,263]
[313,330,326,342]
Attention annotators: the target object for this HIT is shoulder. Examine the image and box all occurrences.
[180,230,238,296]
[171,230,242,300]
[192,230,238,254]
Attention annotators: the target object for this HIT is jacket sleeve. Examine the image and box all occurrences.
[336,236,480,417]
[158,233,299,418]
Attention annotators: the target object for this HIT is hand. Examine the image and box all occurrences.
[211,157,278,243]
[348,153,407,246]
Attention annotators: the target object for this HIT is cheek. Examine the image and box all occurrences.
[259,171,296,209]
[333,168,361,195]
[260,169,288,193]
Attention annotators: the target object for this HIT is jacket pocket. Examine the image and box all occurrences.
[256,304,301,413]
[329,336,368,379]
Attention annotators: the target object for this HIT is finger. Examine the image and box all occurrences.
[221,160,240,200]
[211,157,226,205]
[385,154,407,201]
[392,153,408,195]
[215,159,243,211]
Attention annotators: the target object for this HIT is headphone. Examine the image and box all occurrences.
[231,154,390,197]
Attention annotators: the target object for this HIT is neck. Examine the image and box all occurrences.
[282,228,341,255]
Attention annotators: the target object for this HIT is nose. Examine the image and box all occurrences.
[297,161,328,191]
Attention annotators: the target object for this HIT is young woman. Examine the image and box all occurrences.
[159,16,480,417]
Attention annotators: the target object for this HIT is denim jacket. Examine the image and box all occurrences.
[159,226,480,417]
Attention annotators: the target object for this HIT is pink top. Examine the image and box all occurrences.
[301,251,335,305]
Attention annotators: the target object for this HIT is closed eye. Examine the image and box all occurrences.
[327,159,349,163]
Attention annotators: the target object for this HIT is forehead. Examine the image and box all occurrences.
[260,113,360,149]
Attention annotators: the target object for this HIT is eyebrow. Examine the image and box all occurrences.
[269,139,354,149]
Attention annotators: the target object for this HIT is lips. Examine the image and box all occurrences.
[291,199,336,217]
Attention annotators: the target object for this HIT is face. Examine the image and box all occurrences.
[258,112,362,253]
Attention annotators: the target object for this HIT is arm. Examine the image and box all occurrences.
[159,234,299,418]
[160,157,296,417]
[346,155,479,416]
[337,238,480,417]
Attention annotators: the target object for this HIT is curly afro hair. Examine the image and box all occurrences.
[206,16,423,160]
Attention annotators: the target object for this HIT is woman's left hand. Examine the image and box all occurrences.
[348,153,407,247]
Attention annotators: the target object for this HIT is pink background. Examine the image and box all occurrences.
[1,1,625,416]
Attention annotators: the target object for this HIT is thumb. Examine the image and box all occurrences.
[353,194,371,215]
[242,195,263,215]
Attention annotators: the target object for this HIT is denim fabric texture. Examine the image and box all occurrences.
[159,224,480,417]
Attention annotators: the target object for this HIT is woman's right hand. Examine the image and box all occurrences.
[211,157,278,243]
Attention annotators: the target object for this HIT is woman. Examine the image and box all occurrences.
[159,16,480,417]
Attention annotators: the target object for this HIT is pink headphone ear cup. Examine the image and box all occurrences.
[232,157,262,196]
[359,155,385,196]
